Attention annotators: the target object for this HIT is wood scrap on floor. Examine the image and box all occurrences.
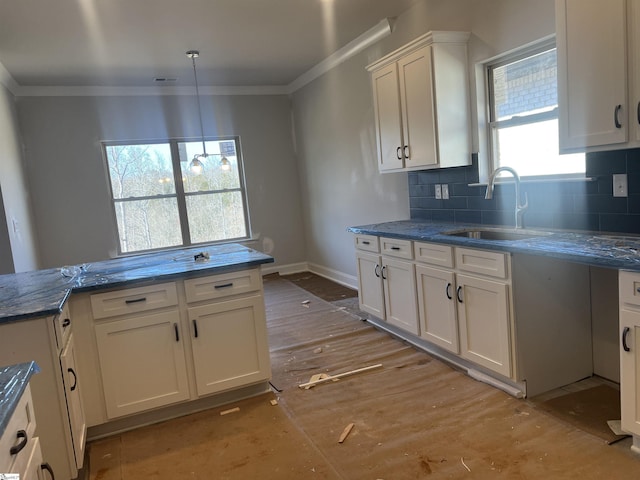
[338,423,355,443]
[219,406,240,416]
[298,363,383,389]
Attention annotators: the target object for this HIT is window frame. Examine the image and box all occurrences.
[102,136,251,256]
[484,38,585,182]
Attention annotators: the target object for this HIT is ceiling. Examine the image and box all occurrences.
[0,0,421,90]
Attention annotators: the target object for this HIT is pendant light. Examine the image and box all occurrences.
[186,50,230,174]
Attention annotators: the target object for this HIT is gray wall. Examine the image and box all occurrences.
[291,0,556,284]
[0,85,39,272]
[17,94,306,269]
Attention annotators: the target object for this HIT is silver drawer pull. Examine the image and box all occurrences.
[125,297,147,304]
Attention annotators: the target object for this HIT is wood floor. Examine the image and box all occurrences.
[87,274,640,479]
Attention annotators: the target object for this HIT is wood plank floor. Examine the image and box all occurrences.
[88,274,640,479]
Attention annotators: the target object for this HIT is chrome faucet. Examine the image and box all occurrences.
[485,166,529,229]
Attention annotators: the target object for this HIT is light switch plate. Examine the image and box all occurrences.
[613,174,628,197]
[442,184,449,200]
[435,184,442,199]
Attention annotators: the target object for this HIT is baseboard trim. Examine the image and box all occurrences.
[261,262,309,276]
[260,262,357,290]
[307,263,358,290]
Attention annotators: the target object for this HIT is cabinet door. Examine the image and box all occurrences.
[415,265,458,353]
[59,334,86,469]
[189,295,271,397]
[629,0,640,143]
[557,0,627,150]
[356,251,385,319]
[371,63,404,172]
[382,256,419,335]
[456,274,511,377]
[95,310,190,418]
[398,46,437,169]
[620,308,640,438]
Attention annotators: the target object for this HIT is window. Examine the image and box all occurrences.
[104,137,250,254]
[487,42,584,178]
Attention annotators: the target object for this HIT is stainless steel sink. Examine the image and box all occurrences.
[441,228,552,241]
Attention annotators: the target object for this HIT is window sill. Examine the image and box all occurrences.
[468,176,596,187]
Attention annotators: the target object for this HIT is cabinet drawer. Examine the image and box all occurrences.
[0,384,37,472]
[380,237,413,260]
[9,435,40,477]
[90,282,178,319]
[53,301,72,350]
[185,269,261,304]
[455,247,509,279]
[414,242,453,267]
[620,270,640,306]
[354,234,379,253]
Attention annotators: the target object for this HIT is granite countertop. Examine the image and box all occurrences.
[348,220,640,270]
[0,361,39,436]
[0,243,274,324]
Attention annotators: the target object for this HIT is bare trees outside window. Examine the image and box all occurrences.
[104,137,250,254]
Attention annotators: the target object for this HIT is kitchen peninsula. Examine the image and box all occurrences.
[0,243,274,480]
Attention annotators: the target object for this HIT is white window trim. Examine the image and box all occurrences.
[102,136,252,256]
[474,35,588,184]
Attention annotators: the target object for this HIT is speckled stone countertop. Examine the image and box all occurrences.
[0,361,39,437]
[348,220,640,270]
[0,243,273,324]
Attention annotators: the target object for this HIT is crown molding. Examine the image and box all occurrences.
[0,18,393,97]
[286,17,394,94]
[8,84,290,97]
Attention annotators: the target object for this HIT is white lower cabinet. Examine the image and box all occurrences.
[382,256,419,335]
[189,295,270,396]
[95,310,190,419]
[456,273,511,377]
[0,306,84,480]
[355,235,514,379]
[85,267,271,423]
[354,235,419,335]
[355,250,386,319]
[415,264,458,353]
[59,333,86,470]
[619,270,640,452]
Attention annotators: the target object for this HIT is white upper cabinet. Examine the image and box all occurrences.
[367,31,471,172]
[556,0,629,151]
[629,0,640,143]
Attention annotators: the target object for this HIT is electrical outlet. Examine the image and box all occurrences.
[613,174,628,197]
[442,184,449,200]
[435,184,442,199]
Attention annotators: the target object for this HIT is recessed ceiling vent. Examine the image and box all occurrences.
[154,77,177,83]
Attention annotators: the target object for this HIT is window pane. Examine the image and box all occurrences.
[185,192,247,244]
[494,119,584,177]
[105,144,176,198]
[114,198,182,252]
[178,140,241,193]
[492,49,557,121]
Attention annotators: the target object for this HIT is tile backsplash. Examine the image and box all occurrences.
[409,148,640,234]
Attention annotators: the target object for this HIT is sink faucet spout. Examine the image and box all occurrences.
[485,166,529,228]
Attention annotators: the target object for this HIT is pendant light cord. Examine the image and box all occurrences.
[189,51,208,157]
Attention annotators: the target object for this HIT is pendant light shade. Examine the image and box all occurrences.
[186,50,229,174]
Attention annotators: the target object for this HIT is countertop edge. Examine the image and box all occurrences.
[0,361,39,436]
[348,221,640,272]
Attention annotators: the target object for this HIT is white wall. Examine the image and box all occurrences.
[291,0,555,283]
[0,85,39,272]
[17,94,306,269]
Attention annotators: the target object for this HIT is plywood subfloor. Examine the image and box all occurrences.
[88,275,640,479]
